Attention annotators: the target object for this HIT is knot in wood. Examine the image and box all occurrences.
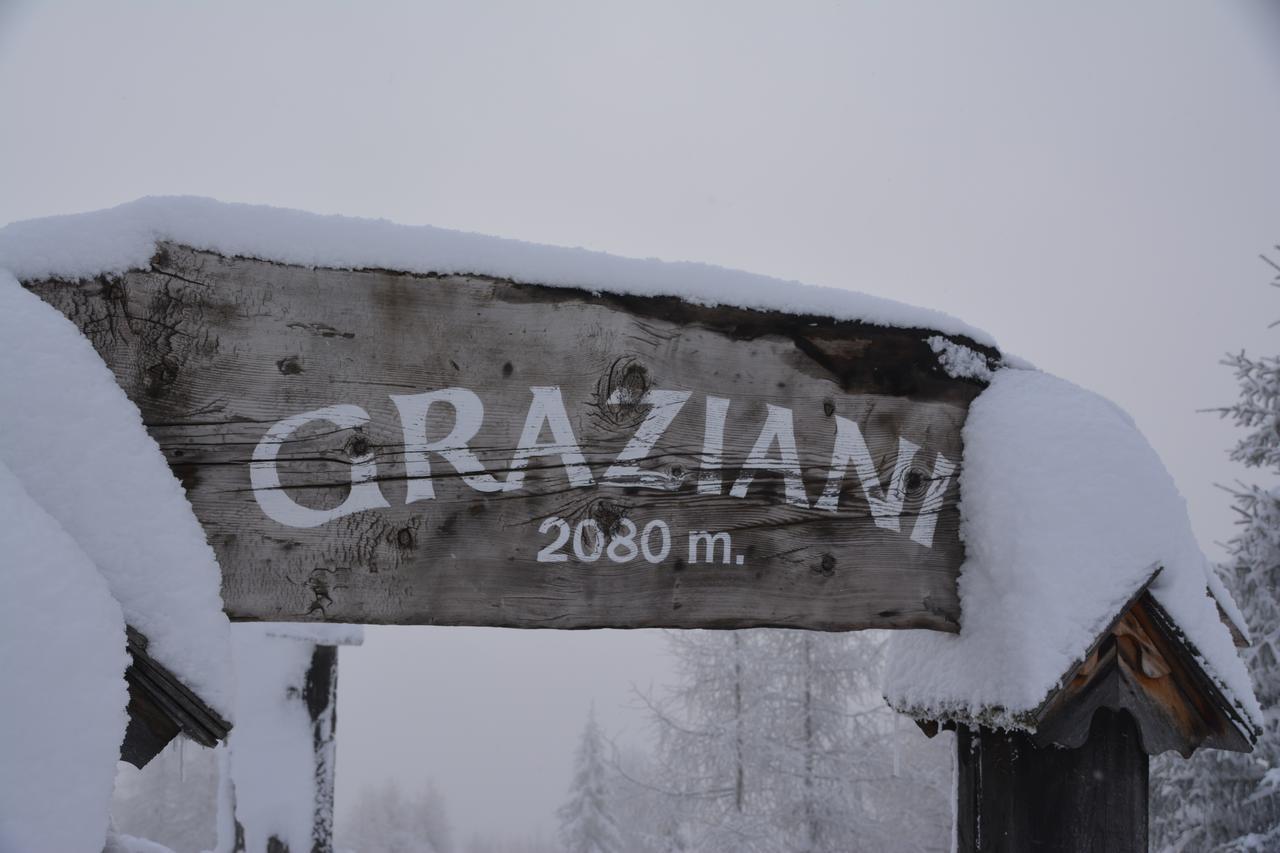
[100,277,127,303]
[589,500,627,537]
[143,356,181,398]
[904,466,931,499]
[344,434,371,460]
[599,357,652,425]
[276,355,303,375]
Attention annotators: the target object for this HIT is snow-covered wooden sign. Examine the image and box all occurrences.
[27,242,993,630]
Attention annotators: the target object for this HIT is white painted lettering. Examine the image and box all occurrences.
[391,388,510,502]
[909,452,956,548]
[688,530,733,564]
[729,405,809,508]
[507,387,594,489]
[816,416,919,532]
[250,405,390,529]
[697,396,731,496]
[602,389,692,490]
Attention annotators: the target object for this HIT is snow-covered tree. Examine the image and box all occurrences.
[608,747,688,853]
[753,630,875,851]
[339,778,454,853]
[558,707,624,853]
[644,629,951,852]
[644,629,764,850]
[761,631,951,852]
[1153,250,1280,851]
[110,740,220,852]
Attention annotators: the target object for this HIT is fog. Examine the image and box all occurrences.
[3,0,1279,841]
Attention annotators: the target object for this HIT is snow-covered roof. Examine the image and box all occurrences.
[0,196,995,346]
[0,272,234,718]
[884,368,1262,735]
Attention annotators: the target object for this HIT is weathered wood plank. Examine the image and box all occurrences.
[956,710,1149,853]
[27,244,992,629]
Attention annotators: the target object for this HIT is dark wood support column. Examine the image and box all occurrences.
[303,644,340,853]
[956,708,1148,852]
[232,642,341,853]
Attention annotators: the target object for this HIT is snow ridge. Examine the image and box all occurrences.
[0,196,995,346]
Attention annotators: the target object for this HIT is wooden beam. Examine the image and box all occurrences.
[1214,600,1250,649]
[1131,596,1255,754]
[303,645,339,853]
[26,244,990,630]
[120,625,231,768]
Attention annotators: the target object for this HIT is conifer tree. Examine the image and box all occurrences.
[646,629,951,852]
[558,707,623,853]
[648,629,771,851]
[1153,250,1280,850]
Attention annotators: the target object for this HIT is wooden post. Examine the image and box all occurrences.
[955,708,1148,852]
[230,640,343,853]
[303,644,340,853]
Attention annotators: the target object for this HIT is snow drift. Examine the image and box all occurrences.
[885,368,1262,732]
[0,195,994,346]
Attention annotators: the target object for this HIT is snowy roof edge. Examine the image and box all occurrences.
[0,196,998,348]
[886,565,1164,733]
[1205,567,1251,647]
[888,563,1260,746]
[881,367,1263,742]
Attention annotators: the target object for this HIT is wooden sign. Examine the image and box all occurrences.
[27,244,992,630]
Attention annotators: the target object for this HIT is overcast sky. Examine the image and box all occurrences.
[3,0,1280,844]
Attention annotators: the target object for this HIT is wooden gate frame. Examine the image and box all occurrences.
[21,243,1256,853]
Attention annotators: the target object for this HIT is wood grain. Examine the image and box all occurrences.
[26,244,993,629]
[956,710,1148,853]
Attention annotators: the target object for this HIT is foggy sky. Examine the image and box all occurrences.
[3,0,1280,843]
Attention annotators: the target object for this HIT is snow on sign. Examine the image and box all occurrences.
[26,241,993,630]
